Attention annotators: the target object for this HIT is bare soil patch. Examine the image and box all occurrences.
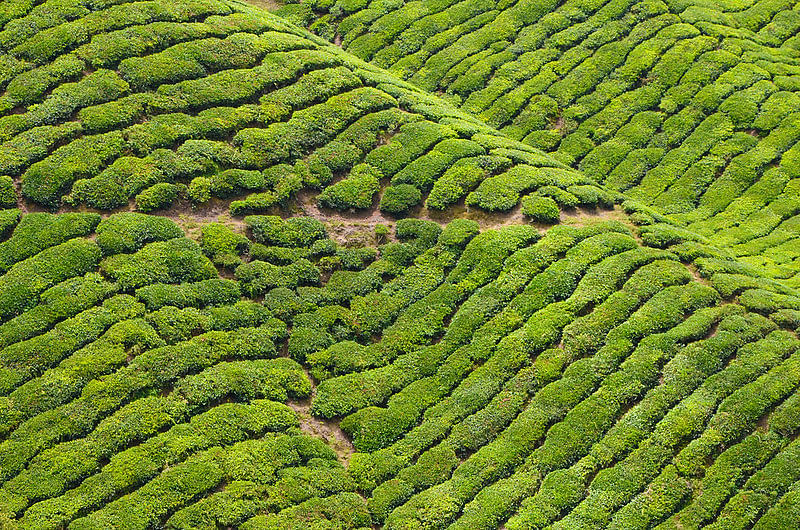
[288,368,355,464]
[240,0,281,11]
[559,204,629,227]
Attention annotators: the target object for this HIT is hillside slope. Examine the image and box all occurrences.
[0,0,615,221]
[288,0,800,285]
[0,209,798,528]
[0,0,799,528]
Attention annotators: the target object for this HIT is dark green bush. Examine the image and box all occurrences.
[395,219,442,250]
[207,169,266,198]
[426,164,487,210]
[135,279,241,311]
[240,492,370,529]
[438,219,480,249]
[566,184,616,207]
[0,209,20,242]
[236,259,320,297]
[20,132,125,207]
[229,191,281,216]
[187,176,212,204]
[263,287,304,322]
[0,272,115,347]
[100,238,217,290]
[0,292,137,396]
[20,401,298,529]
[0,212,100,273]
[337,246,377,270]
[375,223,390,242]
[0,238,101,323]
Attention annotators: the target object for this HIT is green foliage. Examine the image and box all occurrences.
[135,182,182,212]
[375,223,390,242]
[0,238,101,322]
[136,279,241,311]
[240,492,370,529]
[188,176,212,204]
[0,177,16,208]
[0,212,100,273]
[4,0,800,527]
[426,164,487,210]
[236,259,320,297]
[21,132,125,208]
[395,219,442,251]
[317,164,381,210]
[200,223,250,268]
[100,238,217,290]
[438,219,480,249]
[521,195,560,223]
[0,209,20,241]
[379,184,422,214]
[95,213,184,256]
[189,169,268,204]
[245,216,327,247]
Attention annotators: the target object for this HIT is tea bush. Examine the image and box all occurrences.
[379,184,422,214]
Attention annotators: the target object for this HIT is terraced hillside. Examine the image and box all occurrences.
[289,0,800,285]
[0,0,615,220]
[0,210,798,528]
[1,0,800,528]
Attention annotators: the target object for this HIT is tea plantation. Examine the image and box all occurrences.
[292,0,800,285]
[0,0,799,528]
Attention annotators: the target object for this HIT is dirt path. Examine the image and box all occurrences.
[296,190,624,244]
[288,368,355,465]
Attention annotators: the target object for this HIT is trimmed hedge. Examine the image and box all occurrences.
[245,216,327,247]
[236,259,321,297]
[317,163,381,210]
[135,279,241,311]
[0,209,20,242]
[135,182,182,212]
[95,213,184,256]
[20,401,299,528]
[3,0,800,525]
[0,177,16,208]
[521,194,560,223]
[200,222,250,268]
[0,238,102,323]
[100,237,217,290]
[0,212,100,273]
[379,184,422,214]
